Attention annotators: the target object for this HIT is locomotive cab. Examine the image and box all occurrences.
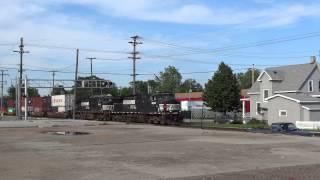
[151,93,181,113]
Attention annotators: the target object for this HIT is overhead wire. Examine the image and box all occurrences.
[142,31,320,57]
[26,43,129,54]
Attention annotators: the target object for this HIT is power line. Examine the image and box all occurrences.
[138,68,248,76]
[141,54,285,67]
[143,31,320,58]
[94,58,130,61]
[86,57,96,77]
[0,65,132,75]
[0,43,17,46]
[26,43,129,54]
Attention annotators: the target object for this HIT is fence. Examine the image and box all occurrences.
[182,108,244,128]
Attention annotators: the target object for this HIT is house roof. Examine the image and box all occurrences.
[248,81,260,93]
[249,63,318,93]
[175,92,203,101]
[266,93,320,103]
[302,104,320,111]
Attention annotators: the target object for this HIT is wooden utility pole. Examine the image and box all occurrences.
[251,64,255,87]
[73,49,79,120]
[13,37,29,120]
[51,70,57,95]
[129,36,142,95]
[86,57,96,77]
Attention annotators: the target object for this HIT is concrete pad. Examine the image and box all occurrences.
[0,120,320,180]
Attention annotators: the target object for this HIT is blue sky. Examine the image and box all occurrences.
[1,0,320,94]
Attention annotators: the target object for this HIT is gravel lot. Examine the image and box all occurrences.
[0,118,320,180]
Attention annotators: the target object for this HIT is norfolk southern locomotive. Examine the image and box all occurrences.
[76,93,183,125]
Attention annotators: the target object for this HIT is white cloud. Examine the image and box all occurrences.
[0,0,319,92]
[42,0,320,27]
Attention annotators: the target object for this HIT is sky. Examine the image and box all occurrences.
[1,0,320,95]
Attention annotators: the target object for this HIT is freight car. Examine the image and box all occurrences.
[76,93,184,125]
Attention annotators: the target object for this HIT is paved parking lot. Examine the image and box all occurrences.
[0,118,320,180]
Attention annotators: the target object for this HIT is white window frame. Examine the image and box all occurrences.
[279,110,288,117]
[263,89,270,102]
[256,102,261,115]
[308,80,314,92]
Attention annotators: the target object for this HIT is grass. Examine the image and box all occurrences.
[183,121,268,130]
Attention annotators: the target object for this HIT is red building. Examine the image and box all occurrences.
[175,92,205,111]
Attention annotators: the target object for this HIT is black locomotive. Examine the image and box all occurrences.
[75,93,183,125]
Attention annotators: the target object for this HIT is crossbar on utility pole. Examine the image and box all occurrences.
[86,57,96,77]
[73,49,79,120]
[13,37,29,120]
[129,36,142,96]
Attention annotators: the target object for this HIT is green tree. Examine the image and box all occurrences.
[7,85,15,99]
[7,85,40,99]
[237,69,260,89]
[28,87,40,97]
[179,79,203,93]
[156,66,182,93]
[119,87,132,96]
[132,81,148,95]
[203,62,240,113]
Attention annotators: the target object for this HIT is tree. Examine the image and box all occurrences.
[203,62,240,113]
[132,81,148,95]
[179,79,203,93]
[237,69,260,89]
[7,85,15,99]
[7,85,40,99]
[28,87,40,97]
[156,66,182,93]
[119,87,132,96]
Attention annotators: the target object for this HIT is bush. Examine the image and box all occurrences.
[230,120,243,124]
[247,119,267,125]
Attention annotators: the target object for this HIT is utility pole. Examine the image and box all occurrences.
[86,57,96,96]
[129,36,142,95]
[51,71,56,95]
[73,49,79,120]
[251,64,255,87]
[13,37,29,120]
[15,76,18,119]
[24,76,28,120]
[0,70,8,116]
[86,57,96,77]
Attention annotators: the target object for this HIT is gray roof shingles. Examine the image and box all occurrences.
[249,63,317,93]
[283,93,320,102]
[302,104,320,110]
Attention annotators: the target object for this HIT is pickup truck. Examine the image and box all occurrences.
[271,122,316,137]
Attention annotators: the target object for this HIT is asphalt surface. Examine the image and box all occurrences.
[0,117,320,180]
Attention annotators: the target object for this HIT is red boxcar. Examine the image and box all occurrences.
[21,97,51,117]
